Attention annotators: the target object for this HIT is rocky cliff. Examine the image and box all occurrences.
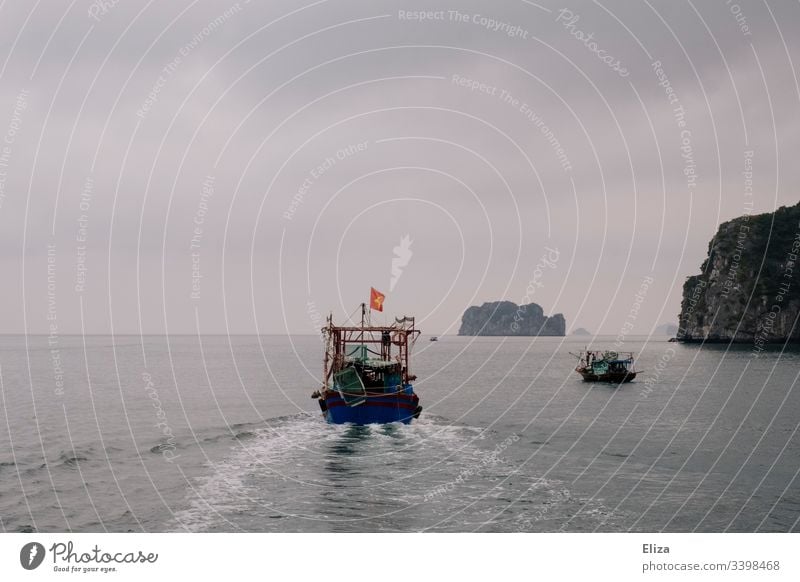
[677,202,800,344]
[458,301,565,336]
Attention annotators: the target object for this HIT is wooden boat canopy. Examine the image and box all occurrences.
[322,305,420,389]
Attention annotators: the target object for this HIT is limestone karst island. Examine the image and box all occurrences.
[458,301,565,336]
[677,202,800,345]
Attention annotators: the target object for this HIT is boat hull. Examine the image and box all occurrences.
[578,370,637,383]
[322,390,421,425]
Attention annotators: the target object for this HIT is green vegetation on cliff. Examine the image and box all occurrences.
[458,301,565,336]
[677,202,800,343]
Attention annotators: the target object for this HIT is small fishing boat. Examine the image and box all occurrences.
[429,336,439,342]
[573,349,637,383]
[311,303,422,424]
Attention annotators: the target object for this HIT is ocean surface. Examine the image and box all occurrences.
[1,334,798,533]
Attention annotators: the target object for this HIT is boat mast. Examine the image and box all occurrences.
[322,314,329,390]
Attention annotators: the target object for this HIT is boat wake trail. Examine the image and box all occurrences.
[171,414,615,532]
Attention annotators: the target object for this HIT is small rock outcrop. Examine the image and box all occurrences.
[571,327,591,336]
[677,202,800,344]
[458,301,565,336]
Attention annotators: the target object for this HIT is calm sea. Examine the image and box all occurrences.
[1,334,798,532]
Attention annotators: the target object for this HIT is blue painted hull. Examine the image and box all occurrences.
[323,388,420,425]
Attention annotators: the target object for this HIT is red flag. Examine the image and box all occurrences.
[370,287,385,312]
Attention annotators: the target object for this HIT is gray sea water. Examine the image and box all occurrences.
[0,334,798,532]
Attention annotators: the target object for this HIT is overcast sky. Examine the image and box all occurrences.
[0,0,797,335]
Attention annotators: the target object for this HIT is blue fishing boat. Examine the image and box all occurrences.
[572,349,637,383]
[312,304,422,424]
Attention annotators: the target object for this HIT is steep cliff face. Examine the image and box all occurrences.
[458,301,565,336]
[677,202,800,343]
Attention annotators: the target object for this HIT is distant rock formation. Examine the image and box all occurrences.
[571,327,591,336]
[458,301,565,336]
[677,202,800,344]
[654,322,678,336]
